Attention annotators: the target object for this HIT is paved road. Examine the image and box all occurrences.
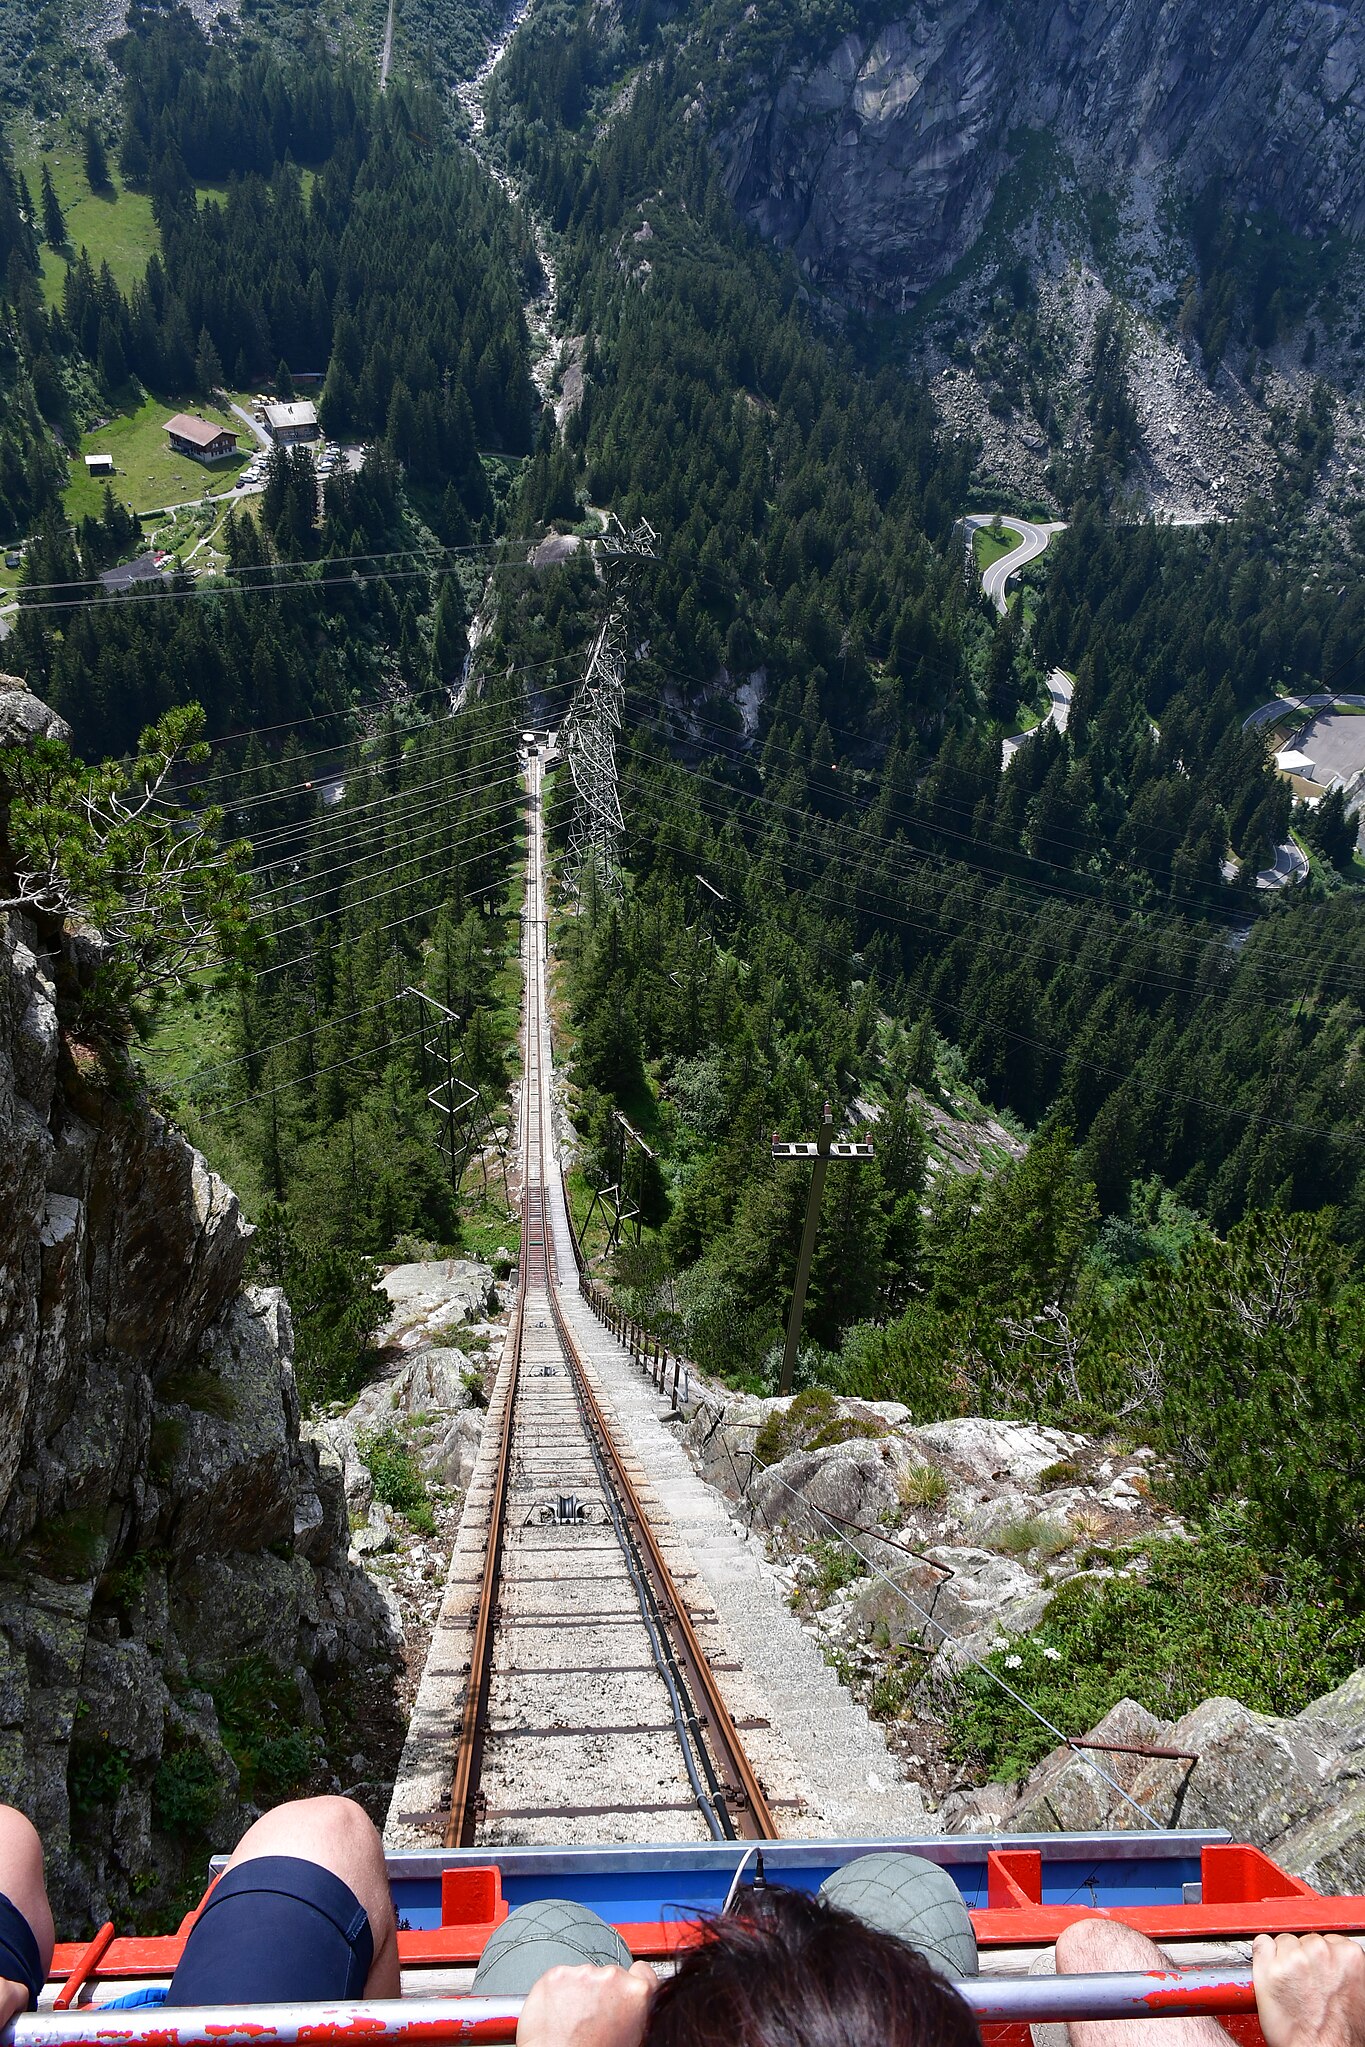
[1242,693,1365,734]
[226,399,272,451]
[1256,840,1310,891]
[1002,668,1074,768]
[963,514,1067,615]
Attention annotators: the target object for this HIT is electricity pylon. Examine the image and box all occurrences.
[557,517,655,898]
[405,986,480,1197]
[582,1109,656,1260]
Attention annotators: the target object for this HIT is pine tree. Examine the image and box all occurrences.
[82,123,110,194]
[195,326,224,395]
[39,163,64,248]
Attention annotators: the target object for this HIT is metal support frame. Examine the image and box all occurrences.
[582,1110,655,1261]
[555,519,655,900]
[404,987,481,1197]
[771,1102,874,1397]
[5,1967,1268,2045]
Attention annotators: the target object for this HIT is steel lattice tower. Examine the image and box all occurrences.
[557,518,655,897]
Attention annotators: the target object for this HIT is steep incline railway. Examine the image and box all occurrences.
[431,739,774,1848]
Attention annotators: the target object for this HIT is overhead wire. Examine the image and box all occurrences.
[619,720,1365,1006]
[619,752,1347,1022]
[612,795,1362,1148]
[250,791,525,921]
[246,766,524,881]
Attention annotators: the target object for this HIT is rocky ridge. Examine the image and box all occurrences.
[0,679,398,1929]
[307,1257,506,1726]
[681,1385,1365,1880]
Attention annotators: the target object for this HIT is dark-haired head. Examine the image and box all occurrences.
[645,1886,983,2047]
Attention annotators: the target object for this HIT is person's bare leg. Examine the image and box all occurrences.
[1056,1917,1232,2047]
[0,1808,54,2022]
[219,1797,399,1997]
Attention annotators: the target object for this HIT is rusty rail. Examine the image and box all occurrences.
[446,1284,524,1848]
[548,1282,777,1839]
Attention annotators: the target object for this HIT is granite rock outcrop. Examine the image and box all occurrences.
[714,0,1365,310]
[0,678,398,1930]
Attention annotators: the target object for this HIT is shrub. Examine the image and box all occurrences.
[156,1369,237,1419]
[152,1746,222,1838]
[990,1515,1071,1559]
[755,1387,885,1466]
[360,1427,436,1533]
[70,1741,132,1816]
[948,1512,1365,1784]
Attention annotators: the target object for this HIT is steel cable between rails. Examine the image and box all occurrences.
[685,1389,1162,1830]
[565,1356,732,1841]
[605,805,1363,1146]
[617,746,1365,1033]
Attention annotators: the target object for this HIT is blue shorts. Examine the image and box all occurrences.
[165,1856,374,2005]
[0,1892,42,2010]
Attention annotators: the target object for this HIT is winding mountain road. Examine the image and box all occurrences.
[963,514,1067,615]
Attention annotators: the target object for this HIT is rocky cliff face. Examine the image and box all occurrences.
[715,0,1365,310]
[0,680,398,1931]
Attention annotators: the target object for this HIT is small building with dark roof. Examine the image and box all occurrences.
[100,553,168,595]
[164,413,239,462]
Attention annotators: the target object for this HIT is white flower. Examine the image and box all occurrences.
[1004,1654,1023,1669]
[1042,1645,1062,1661]
[989,1637,1009,1652]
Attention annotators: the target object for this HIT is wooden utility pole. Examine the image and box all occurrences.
[771,1102,874,1397]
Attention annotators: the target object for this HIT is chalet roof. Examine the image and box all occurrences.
[164,412,236,448]
[263,401,318,430]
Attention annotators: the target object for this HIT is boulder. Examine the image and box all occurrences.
[378,1260,498,1349]
[1169,1696,1329,1844]
[911,1418,1086,1490]
[154,1290,297,1553]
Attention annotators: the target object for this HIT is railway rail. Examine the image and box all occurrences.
[444,737,774,1849]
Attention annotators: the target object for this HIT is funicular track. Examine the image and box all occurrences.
[445,742,775,1850]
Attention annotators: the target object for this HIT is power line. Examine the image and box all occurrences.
[245,760,525,876]
[252,806,521,942]
[621,802,1362,1149]
[250,788,525,919]
[619,726,1365,1006]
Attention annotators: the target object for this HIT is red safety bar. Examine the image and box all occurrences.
[0,1969,1270,2045]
